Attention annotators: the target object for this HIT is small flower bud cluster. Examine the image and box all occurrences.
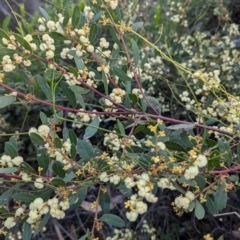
[68,109,100,128]
[29,124,51,138]
[96,37,112,59]
[103,0,119,10]
[99,172,121,185]
[0,155,23,167]
[124,173,158,222]
[174,191,195,211]
[40,34,55,59]
[157,177,176,190]
[1,55,16,73]
[44,138,73,170]
[25,197,70,225]
[132,88,145,99]
[104,88,126,107]
[184,154,208,180]
[106,229,133,240]
[84,6,94,20]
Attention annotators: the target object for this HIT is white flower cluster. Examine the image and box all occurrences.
[124,173,158,222]
[174,191,195,210]
[68,109,100,128]
[132,88,145,99]
[44,138,73,170]
[40,34,55,59]
[106,220,156,240]
[184,154,207,180]
[99,172,120,185]
[96,37,112,59]
[84,6,94,20]
[104,132,141,151]
[106,229,133,240]
[104,88,126,107]
[157,177,176,190]
[103,0,118,10]
[104,131,121,150]
[0,155,23,167]
[26,197,70,225]
[29,124,51,138]
[1,55,16,73]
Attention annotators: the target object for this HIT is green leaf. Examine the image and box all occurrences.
[99,191,110,214]
[83,117,100,139]
[90,10,104,23]
[54,136,62,149]
[49,32,69,41]
[0,183,20,205]
[205,139,217,147]
[132,39,140,66]
[30,132,45,145]
[77,140,94,161]
[108,26,122,48]
[0,95,16,108]
[214,183,227,212]
[35,75,52,101]
[22,222,32,240]
[0,167,18,173]
[70,144,77,158]
[128,93,138,104]
[13,33,32,52]
[0,28,9,39]
[74,55,85,70]
[39,7,50,21]
[52,161,65,178]
[102,72,108,95]
[89,23,98,42]
[44,69,62,80]
[118,183,132,197]
[144,96,161,114]
[99,214,125,228]
[51,178,66,187]
[133,125,145,134]
[69,85,90,95]
[33,188,53,201]
[194,175,206,191]
[69,129,77,145]
[4,142,18,158]
[68,66,78,78]
[117,119,125,135]
[206,195,215,215]
[218,139,232,167]
[132,22,143,31]
[208,150,220,170]
[113,66,133,82]
[171,181,185,194]
[194,200,205,220]
[19,70,33,93]
[62,9,70,26]
[12,192,35,203]
[69,186,88,210]
[21,162,35,174]
[40,112,48,124]
[9,137,18,149]
[63,171,76,182]
[37,149,50,174]
[60,81,77,108]
[63,127,69,141]
[72,5,81,29]
[33,212,50,237]
[3,163,16,176]
[165,141,186,152]
[237,142,240,159]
